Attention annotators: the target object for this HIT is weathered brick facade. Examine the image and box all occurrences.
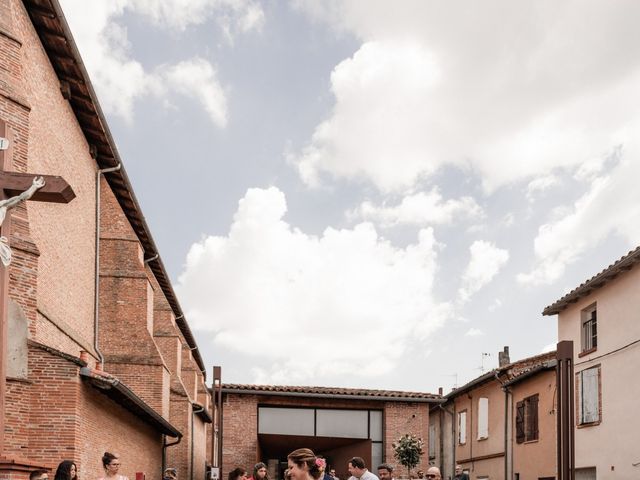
[218,388,434,480]
[0,2,212,480]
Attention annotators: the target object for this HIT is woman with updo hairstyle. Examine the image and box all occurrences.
[251,463,269,480]
[54,460,77,480]
[286,449,323,480]
[99,452,129,480]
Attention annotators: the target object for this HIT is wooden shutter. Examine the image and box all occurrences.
[459,411,467,444]
[581,368,599,424]
[477,397,489,439]
[516,401,525,443]
[527,395,539,441]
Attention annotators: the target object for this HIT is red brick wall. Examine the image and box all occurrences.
[383,402,430,473]
[222,394,259,473]
[221,394,431,476]
[11,0,99,356]
[77,382,163,480]
[5,345,163,480]
[1,3,213,479]
[167,395,191,480]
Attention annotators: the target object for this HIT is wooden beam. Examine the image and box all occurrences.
[0,172,75,203]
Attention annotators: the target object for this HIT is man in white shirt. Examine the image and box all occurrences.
[347,458,379,480]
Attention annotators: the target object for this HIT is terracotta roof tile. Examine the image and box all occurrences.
[543,246,640,316]
[222,384,441,400]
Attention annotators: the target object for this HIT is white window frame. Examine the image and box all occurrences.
[581,303,597,353]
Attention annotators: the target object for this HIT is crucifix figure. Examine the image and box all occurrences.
[0,175,46,266]
[0,119,75,457]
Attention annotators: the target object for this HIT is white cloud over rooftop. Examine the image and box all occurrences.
[177,186,452,383]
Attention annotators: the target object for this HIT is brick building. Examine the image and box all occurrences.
[215,384,441,480]
[0,2,211,480]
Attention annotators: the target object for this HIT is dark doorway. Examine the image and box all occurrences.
[258,434,372,480]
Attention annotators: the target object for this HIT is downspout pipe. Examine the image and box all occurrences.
[94,163,121,368]
[192,405,205,480]
[163,434,183,477]
[438,403,455,478]
[495,372,510,480]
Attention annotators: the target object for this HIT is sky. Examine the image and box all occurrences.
[58,0,640,393]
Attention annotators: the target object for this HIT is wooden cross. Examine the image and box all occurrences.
[0,119,75,456]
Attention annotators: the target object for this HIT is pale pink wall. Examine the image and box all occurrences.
[511,370,556,479]
[557,263,640,478]
[453,381,506,480]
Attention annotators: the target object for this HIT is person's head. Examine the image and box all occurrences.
[254,463,268,480]
[329,470,336,478]
[425,467,441,480]
[228,468,248,480]
[454,466,463,476]
[416,471,424,479]
[347,458,366,478]
[30,470,49,480]
[377,464,393,480]
[287,448,322,480]
[54,461,77,480]
[102,452,121,475]
[164,468,177,480]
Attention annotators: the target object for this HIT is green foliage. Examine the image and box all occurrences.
[392,434,424,475]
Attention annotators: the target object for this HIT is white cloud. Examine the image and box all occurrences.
[488,299,503,312]
[458,241,509,303]
[59,0,262,123]
[526,175,560,202]
[465,328,484,337]
[518,155,640,286]
[160,59,228,128]
[292,1,640,193]
[176,187,452,383]
[129,0,264,32]
[348,188,483,228]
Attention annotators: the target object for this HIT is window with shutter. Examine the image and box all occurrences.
[458,411,467,444]
[580,367,600,424]
[516,401,525,443]
[478,397,489,439]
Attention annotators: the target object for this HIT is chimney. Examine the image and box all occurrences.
[438,387,443,396]
[498,346,510,367]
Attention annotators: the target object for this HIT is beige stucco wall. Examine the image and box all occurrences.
[511,369,556,479]
[557,264,640,478]
[454,381,506,480]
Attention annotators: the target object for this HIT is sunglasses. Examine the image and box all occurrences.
[425,476,437,479]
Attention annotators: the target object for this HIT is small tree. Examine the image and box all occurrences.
[392,434,424,478]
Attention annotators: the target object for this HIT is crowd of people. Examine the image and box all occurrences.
[228,450,450,480]
[26,449,463,480]
[27,452,180,480]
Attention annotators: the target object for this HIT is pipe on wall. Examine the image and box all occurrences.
[94,163,121,369]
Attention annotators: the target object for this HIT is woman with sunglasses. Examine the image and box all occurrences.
[99,452,129,480]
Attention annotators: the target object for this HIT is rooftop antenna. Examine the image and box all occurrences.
[480,352,491,373]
